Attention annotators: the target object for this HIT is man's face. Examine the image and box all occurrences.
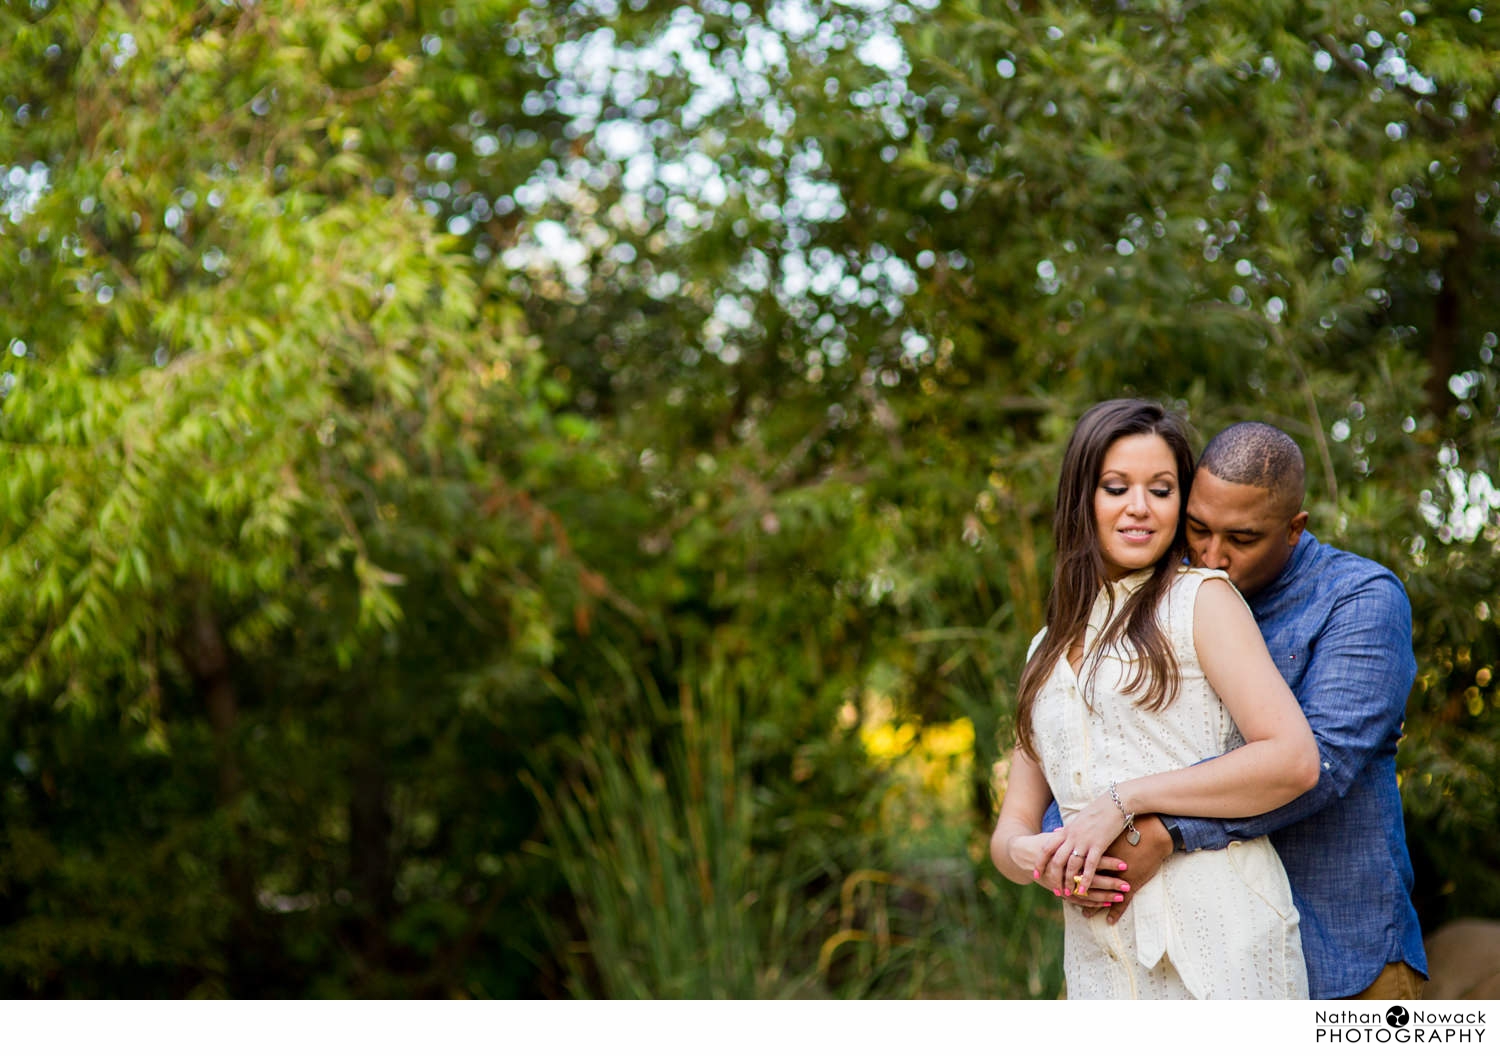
[1185,469,1308,598]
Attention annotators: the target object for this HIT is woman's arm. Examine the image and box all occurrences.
[1124,576,1320,815]
[1051,576,1319,894]
[990,746,1060,886]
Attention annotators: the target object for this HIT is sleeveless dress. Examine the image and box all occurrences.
[1029,566,1308,999]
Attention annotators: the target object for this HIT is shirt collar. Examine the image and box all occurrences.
[1086,568,1154,645]
[1107,568,1155,598]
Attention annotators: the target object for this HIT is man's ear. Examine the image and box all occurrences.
[1287,510,1309,546]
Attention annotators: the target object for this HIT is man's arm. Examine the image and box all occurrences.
[1171,571,1416,852]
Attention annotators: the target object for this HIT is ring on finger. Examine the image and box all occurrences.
[1069,850,1084,858]
[1073,874,1088,896]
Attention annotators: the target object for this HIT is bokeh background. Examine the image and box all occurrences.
[1,0,1497,998]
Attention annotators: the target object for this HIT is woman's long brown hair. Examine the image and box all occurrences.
[1014,399,1195,760]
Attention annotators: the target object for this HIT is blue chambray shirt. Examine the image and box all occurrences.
[1170,532,1426,998]
[1040,533,1427,998]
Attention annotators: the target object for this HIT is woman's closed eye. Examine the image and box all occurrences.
[1100,484,1174,497]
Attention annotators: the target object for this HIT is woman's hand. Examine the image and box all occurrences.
[1044,792,1128,897]
[1015,828,1132,906]
[1007,830,1065,877]
[987,744,1129,907]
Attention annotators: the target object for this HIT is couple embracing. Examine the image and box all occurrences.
[991,398,1427,1000]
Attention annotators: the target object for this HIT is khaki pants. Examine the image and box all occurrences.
[1350,962,1425,1000]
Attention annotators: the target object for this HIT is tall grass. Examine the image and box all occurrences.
[527,669,1065,998]
[525,674,823,997]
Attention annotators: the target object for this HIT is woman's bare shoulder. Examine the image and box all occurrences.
[1174,565,1241,604]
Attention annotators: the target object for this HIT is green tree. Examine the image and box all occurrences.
[0,0,609,996]
[497,0,1500,956]
[2,0,1497,999]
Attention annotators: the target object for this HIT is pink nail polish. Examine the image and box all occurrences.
[1032,869,1040,880]
[1120,883,1130,892]
[1053,888,1063,897]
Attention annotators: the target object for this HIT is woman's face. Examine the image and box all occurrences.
[1093,432,1180,580]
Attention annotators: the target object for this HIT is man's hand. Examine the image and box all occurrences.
[1066,815,1173,923]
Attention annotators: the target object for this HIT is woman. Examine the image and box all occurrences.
[990,398,1320,999]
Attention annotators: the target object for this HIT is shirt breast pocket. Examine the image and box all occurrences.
[1273,638,1313,692]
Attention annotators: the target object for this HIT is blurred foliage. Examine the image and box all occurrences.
[0,0,1497,996]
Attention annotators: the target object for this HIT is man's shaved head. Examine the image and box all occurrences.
[1187,422,1311,596]
[1198,421,1306,518]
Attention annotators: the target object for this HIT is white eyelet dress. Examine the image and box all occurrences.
[1029,566,1309,999]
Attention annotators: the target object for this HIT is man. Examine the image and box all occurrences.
[1043,421,1427,999]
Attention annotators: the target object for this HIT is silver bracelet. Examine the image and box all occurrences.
[1109,780,1142,846]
